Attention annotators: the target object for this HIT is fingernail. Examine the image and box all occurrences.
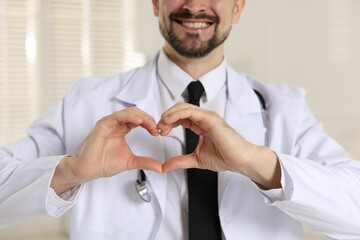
[159,129,168,136]
[152,130,160,136]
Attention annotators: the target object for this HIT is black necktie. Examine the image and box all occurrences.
[186,81,221,240]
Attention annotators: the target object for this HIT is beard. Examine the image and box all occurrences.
[159,11,231,58]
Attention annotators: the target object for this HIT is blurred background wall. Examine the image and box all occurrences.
[1,0,359,239]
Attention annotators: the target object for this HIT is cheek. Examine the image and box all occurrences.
[158,3,174,24]
[159,14,171,31]
[212,0,224,10]
[211,1,235,25]
[211,0,231,12]
[157,8,169,29]
[158,0,182,15]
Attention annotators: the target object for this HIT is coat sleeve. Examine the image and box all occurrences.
[0,99,78,228]
[267,95,360,239]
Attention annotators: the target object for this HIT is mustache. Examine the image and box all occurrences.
[169,10,219,24]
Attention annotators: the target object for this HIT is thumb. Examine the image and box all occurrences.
[162,154,199,172]
[128,156,163,173]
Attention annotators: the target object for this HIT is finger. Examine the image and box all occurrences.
[112,110,159,136]
[110,111,143,126]
[160,102,196,119]
[128,156,163,173]
[162,154,199,172]
[158,119,191,136]
[126,108,160,136]
[139,118,160,136]
[158,107,193,134]
[159,102,200,125]
[159,108,212,136]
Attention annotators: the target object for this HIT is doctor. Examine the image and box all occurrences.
[1,0,360,239]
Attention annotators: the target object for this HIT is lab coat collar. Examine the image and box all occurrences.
[224,67,265,146]
[226,67,262,115]
[115,52,262,115]
[115,55,159,109]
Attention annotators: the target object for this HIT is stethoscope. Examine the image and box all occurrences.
[135,168,152,202]
[135,89,267,203]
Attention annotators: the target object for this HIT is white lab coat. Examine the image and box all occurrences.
[1,52,360,240]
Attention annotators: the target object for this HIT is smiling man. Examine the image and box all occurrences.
[1,0,360,240]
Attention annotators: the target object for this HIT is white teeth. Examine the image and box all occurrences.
[182,21,210,29]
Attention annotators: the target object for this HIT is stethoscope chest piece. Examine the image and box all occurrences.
[135,170,151,203]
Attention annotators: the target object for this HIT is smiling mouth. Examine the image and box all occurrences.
[173,19,213,30]
[169,12,217,30]
[181,21,212,29]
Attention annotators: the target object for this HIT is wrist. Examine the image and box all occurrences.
[51,156,84,196]
[244,146,282,190]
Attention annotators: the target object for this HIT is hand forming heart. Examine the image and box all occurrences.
[51,104,280,195]
[65,104,252,181]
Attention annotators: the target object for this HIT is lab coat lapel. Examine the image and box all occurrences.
[219,68,266,205]
[224,68,266,145]
[115,54,167,218]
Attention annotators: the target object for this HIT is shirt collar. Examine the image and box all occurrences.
[157,49,227,102]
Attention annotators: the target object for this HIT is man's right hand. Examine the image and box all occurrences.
[50,107,162,196]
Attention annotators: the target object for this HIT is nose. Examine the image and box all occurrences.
[183,0,208,13]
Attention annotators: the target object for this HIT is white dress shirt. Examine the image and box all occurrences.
[155,50,227,239]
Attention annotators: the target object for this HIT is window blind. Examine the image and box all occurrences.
[0,0,144,145]
[329,0,354,63]
[0,0,30,144]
